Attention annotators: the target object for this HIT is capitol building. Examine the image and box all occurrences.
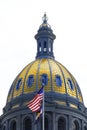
[0,14,87,130]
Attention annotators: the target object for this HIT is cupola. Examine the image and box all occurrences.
[35,13,56,59]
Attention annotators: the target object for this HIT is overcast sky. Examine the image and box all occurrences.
[0,0,87,115]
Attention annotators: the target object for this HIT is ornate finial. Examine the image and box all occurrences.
[42,13,48,23]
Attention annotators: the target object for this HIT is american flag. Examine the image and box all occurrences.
[27,87,43,112]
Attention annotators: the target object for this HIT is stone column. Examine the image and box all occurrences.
[52,112,55,130]
[68,115,73,130]
[34,114,37,130]
[6,120,9,130]
[17,115,21,130]
[82,120,84,130]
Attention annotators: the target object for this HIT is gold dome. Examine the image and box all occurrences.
[6,14,84,111]
[7,58,83,109]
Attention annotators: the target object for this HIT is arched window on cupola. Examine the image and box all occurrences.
[39,42,41,52]
[58,117,66,130]
[10,120,16,130]
[24,117,32,130]
[49,47,51,52]
[72,120,79,130]
[43,41,47,52]
[48,42,51,52]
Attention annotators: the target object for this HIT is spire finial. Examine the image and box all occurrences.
[42,13,48,23]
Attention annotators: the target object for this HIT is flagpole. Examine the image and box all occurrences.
[42,84,45,130]
[42,85,45,130]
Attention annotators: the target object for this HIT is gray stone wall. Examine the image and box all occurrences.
[0,105,87,130]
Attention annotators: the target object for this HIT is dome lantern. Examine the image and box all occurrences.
[35,13,56,59]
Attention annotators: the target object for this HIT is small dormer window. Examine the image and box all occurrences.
[68,79,74,90]
[55,75,62,86]
[27,75,34,87]
[16,78,22,90]
[41,74,48,86]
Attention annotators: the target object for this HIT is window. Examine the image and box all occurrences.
[39,42,41,52]
[44,41,47,52]
[41,74,48,86]
[55,75,62,86]
[84,126,87,130]
[49,47,51,52]
[68,79,74,90]
[10,121,16,130]
[13,122,16,130]
[58,117,66,130]
[73,120,79,130]
[24,118,32,130]
[45,117,49,130]
[3,126,6,130]
[40,116,49,130]
[27,75,34,87]
[48,42,51,52]
[16,78,22,90]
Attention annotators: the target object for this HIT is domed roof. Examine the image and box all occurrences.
[5,14,84,112]
[7,58,83,110]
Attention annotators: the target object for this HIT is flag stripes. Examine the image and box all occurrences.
[27,87,43,112]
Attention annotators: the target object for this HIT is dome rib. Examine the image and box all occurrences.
[57,61,83,103]
[11,75,20,102]
[71,74,83,103]
[55,60,68,95]
[58,62,77,98]
[69,72,78,100]
[11,62,34,100]
[47,59,53,91]
[65,67,77,98]
[21,61,35,95]
[7,78,17,103]
[35,59,42,91]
